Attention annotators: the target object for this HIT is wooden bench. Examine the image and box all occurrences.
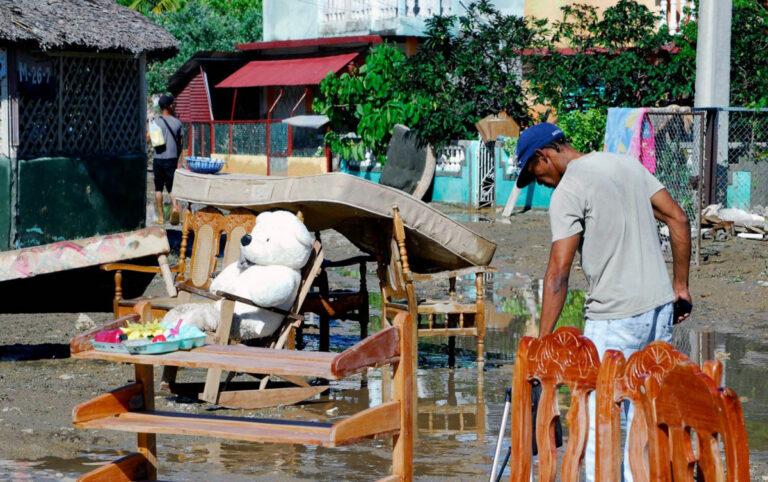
[70,310,416,481]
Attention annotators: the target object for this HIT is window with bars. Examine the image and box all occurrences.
[17,54,143,159]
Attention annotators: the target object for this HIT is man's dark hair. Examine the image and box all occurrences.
[158,94,175,110]
[542,136,569,152]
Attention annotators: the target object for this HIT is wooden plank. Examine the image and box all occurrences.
[200,299,235,404]
[410,265,495,282]
[417,328,478,337]
[72,382,144,423]
[76,411,335,446]
[331,325,400,378]
[134,364,157,481]
[331,400,400,446]
[391,312,414,482]
[78,452,148,482]
[72,347,338,379]
[212,385,328,410]
[416,303,478,314]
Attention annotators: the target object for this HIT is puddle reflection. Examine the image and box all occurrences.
[5,270,768,480]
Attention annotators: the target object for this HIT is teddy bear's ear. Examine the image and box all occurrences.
[292,218,314,249]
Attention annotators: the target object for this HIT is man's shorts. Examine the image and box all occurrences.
[153,158,178,193]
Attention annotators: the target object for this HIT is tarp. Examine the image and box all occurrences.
[216,53,358,88]
[281,115,330,129]
[172,171,496,272]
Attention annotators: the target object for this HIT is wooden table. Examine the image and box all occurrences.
[70,313,414,482]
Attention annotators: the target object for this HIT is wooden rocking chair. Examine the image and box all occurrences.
[168,240,327,409]
[379,206,492,367]
[102,207,256,320]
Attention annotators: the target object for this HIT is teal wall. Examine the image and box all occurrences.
[0,157,11,250]
[15,154,146,248]
[494,144,554,209]
[340,142,554,209]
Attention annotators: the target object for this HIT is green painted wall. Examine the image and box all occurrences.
[16,154,145,248]
[0,157,11,250]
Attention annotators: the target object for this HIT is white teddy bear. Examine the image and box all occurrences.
[163,210,314,340]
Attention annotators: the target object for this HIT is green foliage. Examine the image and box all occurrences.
[402,1,541,146]
[313,44,429,163]
[124,0,262,94]
[526,0,694,111]
[729,1,768,107]
[556,109,607,152]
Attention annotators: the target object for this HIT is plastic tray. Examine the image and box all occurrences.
[177,335,206,350]
[92,336,206,355]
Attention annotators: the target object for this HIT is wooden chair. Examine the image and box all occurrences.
[302,248,373,352]
[102,207,256,320]
[417,368,486,443]
[70,310,416,481]
[379,206,491,367]
[509,327,600,482]
[175,240,327,409]
[595,341,750,482]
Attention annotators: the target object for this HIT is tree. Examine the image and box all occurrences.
[402,1,543,144]
[120,0,263,94]
[525,0,694,112]
[312,44,429,163]
[729,0,768,106]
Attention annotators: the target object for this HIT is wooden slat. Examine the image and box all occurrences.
[410,266,495,282]
[78,452,148,482]
[417,328,478,337]
[73,347,339,379]
[72,382,144,423]
[75,411,336,446]
[331,325,400,378]
[209,385,328,410]
[331,401,400,446]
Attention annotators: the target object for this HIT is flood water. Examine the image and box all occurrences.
[4,270,768,480]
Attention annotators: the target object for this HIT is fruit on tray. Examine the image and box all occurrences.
[94,329,123,344]
[121,321,165,340]
[152,335,167,343]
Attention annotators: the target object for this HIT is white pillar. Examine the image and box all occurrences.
[695,0,732,191]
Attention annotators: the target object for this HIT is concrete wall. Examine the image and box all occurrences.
[264,0,524,42]
[263,0,321,41]
[340,140,553,209]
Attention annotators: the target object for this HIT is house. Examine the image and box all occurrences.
[0,0,177,251]
[169,1,526,177]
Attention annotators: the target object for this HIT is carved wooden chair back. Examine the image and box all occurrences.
[641,360,750,482]
[596,341,749,482]
[509,327,600,482]
[177,207,256,290]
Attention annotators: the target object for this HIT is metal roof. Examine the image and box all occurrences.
[216,53,359,88]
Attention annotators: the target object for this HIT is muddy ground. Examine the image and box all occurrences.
[1,206,767,479]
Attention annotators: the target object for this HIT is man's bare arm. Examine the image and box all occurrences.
[539,233,581,336]
[651,188,692,321]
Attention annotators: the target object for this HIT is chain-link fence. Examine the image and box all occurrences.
[645,111,706,265]
[708,108,768,210]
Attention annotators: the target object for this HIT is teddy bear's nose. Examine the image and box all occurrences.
[240,234,252,246]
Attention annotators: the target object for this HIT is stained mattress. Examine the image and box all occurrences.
[172,171,496,272]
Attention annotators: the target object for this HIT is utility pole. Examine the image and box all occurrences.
[694,0,732,205]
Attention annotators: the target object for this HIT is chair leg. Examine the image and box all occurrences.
[160,366,179,391]
[448,336,456,368]
[359,297,369,341]
[319,313,330,352]
[476,333,485,367]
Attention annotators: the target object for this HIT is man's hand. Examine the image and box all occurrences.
[651,188,691,324]
[539,233,580,337]
[673,285,692,324]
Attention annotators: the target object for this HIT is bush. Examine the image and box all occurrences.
[556,109,608,153]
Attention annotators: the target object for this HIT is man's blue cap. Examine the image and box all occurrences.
[515,122,565,188]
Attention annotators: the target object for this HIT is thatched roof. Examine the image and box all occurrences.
[0,0,178,59]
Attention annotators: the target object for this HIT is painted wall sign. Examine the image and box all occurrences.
[16,53,55,99]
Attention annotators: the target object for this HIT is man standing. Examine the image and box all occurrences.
[152,94,184,225]
[515,123,692,481]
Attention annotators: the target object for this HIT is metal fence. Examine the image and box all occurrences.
[645,111,706,265]
[704,108,768,210]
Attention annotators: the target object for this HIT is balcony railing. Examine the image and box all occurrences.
[320,0,452,36]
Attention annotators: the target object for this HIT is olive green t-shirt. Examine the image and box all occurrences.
[549,152,675,320]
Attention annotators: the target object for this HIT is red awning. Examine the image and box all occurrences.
[216,53,359,88]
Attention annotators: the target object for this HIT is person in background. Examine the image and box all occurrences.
[515,122,692,482]
[152,94,184,225]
